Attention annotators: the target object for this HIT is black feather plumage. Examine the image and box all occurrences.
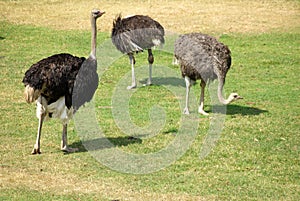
[111,15,165,54]
[22,53,86,108]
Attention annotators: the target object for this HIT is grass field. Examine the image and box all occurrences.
[1,0,300,200]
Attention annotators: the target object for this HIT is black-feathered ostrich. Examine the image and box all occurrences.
[174,33,242,115]
[22,9,105,154]
[111,15,165,89]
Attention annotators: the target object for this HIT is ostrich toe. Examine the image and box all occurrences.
[146,78,152,86]
[183,107,190,115]
[198,109,209,116]
[127,85,137,90]
[32,147,41,154]
[61,146,79,153]
[143,81,152,87]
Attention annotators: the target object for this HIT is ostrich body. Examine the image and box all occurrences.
[174,33,242,115]
[111,15,165,89]
[22,9,105,154]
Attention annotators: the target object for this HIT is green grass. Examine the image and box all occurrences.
[0,21,299,200]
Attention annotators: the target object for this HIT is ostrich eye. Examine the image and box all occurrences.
[92,10,100,15]
[233,95,238,98]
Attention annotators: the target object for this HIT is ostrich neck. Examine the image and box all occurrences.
[90,17,97,59]
[217,78,230,105]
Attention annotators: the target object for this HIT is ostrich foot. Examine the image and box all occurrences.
[183,107,190,115]
[146,78,152,86]
[127,85,137,90]
[31,145,41,154]
[143,80,152,87]
[198,109,209,116]
[61,146,79,153]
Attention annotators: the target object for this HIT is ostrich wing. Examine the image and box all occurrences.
[112,15,165,54]
[112,30,144,54]
[72,57,99,112]
[175,35,216,82]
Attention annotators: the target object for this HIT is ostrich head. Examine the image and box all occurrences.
[227,92,243,104]
[91,9,105,19]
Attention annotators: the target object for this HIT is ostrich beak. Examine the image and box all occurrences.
[233,94,243,100]
[99,11,105,16]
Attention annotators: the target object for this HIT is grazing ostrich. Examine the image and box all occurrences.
[174,33,242,115]
[111,14,165,89]
[22,9,105,154]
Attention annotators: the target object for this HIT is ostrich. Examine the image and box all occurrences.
[174,33,242,115]
[22,9,105,154]
[111,14,165,89]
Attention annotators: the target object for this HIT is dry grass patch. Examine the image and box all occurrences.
[1,166,210,201]
[1,0,299,33]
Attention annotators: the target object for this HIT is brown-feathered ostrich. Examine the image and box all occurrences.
[174,33,242,115]
[111,15,165,89]
[22,9,105,154]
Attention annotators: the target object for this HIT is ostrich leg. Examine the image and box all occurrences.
[61,124,78,153]
[32,113,45,154]
[32,97,46,154]
[127,53,137,89]
[183,76,192,114]
[198,80,209,116]
[147,49,154,86]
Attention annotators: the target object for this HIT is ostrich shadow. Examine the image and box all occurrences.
[207,104,268,116]
[67,136,142,153]
[0,37,5,59]
[140,76,186,88]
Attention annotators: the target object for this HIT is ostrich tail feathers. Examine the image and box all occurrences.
[112,14,122,29]
[24,85,40,103]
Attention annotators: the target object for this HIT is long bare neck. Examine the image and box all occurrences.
[217,78,230,105]
[90,16,97,59]
[217,78,236,105]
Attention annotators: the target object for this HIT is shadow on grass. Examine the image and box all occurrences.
[210,104,268,116]
[0,37,5,59]
[140,76,185,88]
[68,136,142,153]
